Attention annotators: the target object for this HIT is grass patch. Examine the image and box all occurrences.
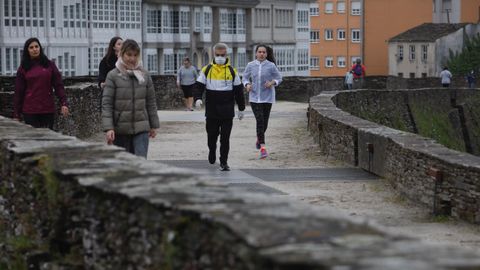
[410,102,465,152]
[384,194,407,205]
[428,214,452,223]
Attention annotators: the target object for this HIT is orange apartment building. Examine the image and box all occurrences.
[310,0,480,76]
[310,0,362,77]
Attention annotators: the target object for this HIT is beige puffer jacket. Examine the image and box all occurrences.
[102,68,160,135]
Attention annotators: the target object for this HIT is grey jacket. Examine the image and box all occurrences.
[102,68,160,135]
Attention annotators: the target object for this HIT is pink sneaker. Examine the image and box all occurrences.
[260,147,268,159]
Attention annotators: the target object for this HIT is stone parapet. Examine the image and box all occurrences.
[1,116,480,268]
[309,89,480,223]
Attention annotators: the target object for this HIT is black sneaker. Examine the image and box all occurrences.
[208,150,216,164]
[220,163,230,171]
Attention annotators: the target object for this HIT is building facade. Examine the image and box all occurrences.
[388,23,480,78]
[310,0,480,77]
[433,0,480,23]
[0,0,313,77]
[309,0,362,76]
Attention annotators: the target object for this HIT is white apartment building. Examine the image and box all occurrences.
[0,0,313,77]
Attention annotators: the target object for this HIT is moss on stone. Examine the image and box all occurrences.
[7,235,36,253]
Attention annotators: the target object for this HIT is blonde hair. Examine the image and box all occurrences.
[120,39,141,56]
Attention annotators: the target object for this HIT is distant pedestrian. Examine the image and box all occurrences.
[242,44,282,159]
[98,37,123,89]
[176,57,198,111]
[466,70,476,88]
[345,70,354,90]
[351,58,366,89]
[102,39,159,158]
[14,37,69,129]
[440,66,452,88]
[195,42,246,171]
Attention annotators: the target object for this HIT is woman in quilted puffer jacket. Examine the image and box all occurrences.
[101,39,160,158]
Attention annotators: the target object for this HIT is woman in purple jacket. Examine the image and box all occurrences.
[14,38,69,129]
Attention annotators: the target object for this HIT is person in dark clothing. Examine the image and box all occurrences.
[195,42,246,171]
[14,37,69,129]
[466,70,476,88]
[98,37,123,89]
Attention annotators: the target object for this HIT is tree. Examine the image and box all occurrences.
[447,33,480,76]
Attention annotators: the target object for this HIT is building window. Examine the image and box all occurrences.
[237,10,246,34]
[236,52,247,72]
[297,10,309,32]
[180,11,190,34]
[275,9,293,28]
[398,73,404,78]
[204,11,212,33]
[337,56,346,68]
[351,56,361,65]
[310,57,319,70]
[165,51,186,75]
[325,56,334,68]
[337,29,346,40]
[274,47,295,72]
[147,10,162,33]
[351,1,361,15]
[337,1,346,13]
[324,2,333,14]
[255,8,270,28]
[194,11,201,32]
[220,9,245,35]
[409,45,416,61]
[409,73,415,78]
[310,30,320,43]
[164,54,174,75]
[421,45,428,61]
[397,45,404,61]
[422,73,427,78]
[351,29,361,42]
[325,29,333,40]
[119,1,141,29]
[147,54,158,74]
[310,5,319,16]
[297,49,309,71]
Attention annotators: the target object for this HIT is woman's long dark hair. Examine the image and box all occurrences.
[21,37,49,71]
[256,44,276,64]
[103,36,122,66]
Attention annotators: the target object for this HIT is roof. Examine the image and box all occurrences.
[389,23,470,42]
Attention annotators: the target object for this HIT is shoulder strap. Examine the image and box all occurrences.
[204,64,236,83]
[204,64,213,79]
[228,66,235,83]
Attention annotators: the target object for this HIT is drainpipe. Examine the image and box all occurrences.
[361,0,365,67]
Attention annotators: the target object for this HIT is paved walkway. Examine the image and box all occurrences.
[147,102,480,252]
[89,101,480,251]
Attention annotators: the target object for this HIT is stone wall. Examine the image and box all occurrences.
[335,89,480,155]
[309,89,480,223]
[2,117,480,269]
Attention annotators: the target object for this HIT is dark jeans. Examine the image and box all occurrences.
[114,132,149,158]
[206,118,233,165]
[23,113,55,129]
[250,102,272,145]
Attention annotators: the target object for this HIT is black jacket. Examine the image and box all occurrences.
[98,56,118,88]
[195,61,245,119]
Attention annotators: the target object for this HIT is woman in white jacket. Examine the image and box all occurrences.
[242,45,282,159]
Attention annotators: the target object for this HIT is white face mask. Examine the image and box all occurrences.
[215,56,226,65]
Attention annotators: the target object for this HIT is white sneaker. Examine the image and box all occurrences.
[195,99,203,109]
